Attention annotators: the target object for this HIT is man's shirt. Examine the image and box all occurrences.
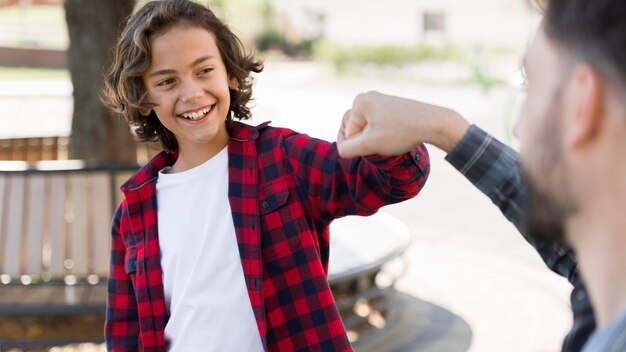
[445,124,595,352]
[582,309,626,352]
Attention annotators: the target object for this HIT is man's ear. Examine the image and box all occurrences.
[228,76,238,90]
[565,64,603,149]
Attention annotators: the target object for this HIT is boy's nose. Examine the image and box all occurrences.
[181,81,203,103]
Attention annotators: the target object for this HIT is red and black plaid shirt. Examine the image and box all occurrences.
[106,121,429,351]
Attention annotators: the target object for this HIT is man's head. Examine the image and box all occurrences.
[516,0,626,245]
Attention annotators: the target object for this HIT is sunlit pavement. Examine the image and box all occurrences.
[1,61,572,352]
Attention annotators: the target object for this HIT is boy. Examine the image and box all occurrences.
[101,0,429,350]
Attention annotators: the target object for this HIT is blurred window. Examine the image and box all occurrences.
[423,11,446,33]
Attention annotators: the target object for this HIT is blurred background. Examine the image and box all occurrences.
[0,0,573,351]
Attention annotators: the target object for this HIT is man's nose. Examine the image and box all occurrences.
[512,117,521,139]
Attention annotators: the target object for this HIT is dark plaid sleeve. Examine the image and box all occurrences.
[281,132,430,223]
[105,204,140,351]
[446,125,595,351]
[444,124,580,278]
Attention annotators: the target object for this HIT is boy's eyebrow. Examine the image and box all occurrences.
[149,69,176,78]
[148,56,215,78]
[191,55,214,67]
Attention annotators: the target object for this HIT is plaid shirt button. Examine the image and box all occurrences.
[261,200,270,209]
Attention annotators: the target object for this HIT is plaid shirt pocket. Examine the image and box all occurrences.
[260,176,303,259]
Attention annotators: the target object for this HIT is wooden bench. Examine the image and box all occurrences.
[0,137,69,162]
[0,160,137,349]
[0,159,409,348]
[0,136,161,164]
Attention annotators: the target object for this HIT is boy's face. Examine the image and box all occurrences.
[142,25,236,154]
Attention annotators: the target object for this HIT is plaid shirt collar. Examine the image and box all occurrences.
[121,121,269,192]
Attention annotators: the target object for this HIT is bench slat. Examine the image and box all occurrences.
[4,175,25,275]
[69,175,89,275]
[114,171,134,206]
[90,173,111,276]
[18,284,59,305]
[85,282,107,305]
[0,175,6,270]
[62,284,89,306]
[0,284,35,305]
[24,175,45,274]
[48,175,66,277]
[0,284,107,312]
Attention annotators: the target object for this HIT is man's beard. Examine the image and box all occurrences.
[519,98,577,247]
[520,170,573,246]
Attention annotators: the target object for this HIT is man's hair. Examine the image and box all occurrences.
[543,0,626,89]
[102,0,264,152]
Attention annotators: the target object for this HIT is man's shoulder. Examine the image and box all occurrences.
[583,311,626,351]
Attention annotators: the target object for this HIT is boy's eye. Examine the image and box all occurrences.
[198,67,214,75]
[156,78,176,87]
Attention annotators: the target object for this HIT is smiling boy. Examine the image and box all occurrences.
[101,1,429,351]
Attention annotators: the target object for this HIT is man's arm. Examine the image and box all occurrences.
[446,125,579,280]
[337,91,595,351]
[337,91,577,279]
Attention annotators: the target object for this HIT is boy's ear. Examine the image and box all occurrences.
[139,107,152,116]
[228,76,238,90]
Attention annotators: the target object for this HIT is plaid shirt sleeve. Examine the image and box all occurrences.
[444,124,578,279]
[105,204,140,352]
[445,124,595,352]
[281,132,430,223]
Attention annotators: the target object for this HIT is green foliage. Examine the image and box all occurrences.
[472,65,496,92]
[254,28,318,58]
[313,41,462,69]
[0,66,69,79]
[254,28,282,52]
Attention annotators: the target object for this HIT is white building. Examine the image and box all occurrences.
[270,0,541,49]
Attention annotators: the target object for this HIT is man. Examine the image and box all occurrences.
[337,0,626,350]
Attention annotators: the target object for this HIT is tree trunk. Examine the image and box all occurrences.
[64,0,136,163]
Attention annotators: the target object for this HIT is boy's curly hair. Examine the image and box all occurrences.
[102,0,264,152]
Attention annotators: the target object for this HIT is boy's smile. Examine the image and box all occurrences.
[142,25,237,172]
[178,105,213,121]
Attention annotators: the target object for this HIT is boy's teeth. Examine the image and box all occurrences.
[182,107,210,119]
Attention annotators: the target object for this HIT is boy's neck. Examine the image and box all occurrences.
[170,132,229,173]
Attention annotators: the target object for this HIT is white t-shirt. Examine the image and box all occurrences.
[156,147,264,352]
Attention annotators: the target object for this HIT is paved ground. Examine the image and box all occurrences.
[0,61,573,352]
